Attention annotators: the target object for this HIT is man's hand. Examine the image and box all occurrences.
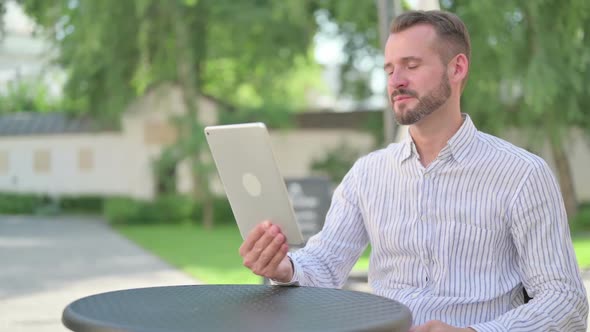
[409,320,476,332]
[238,221,293,282]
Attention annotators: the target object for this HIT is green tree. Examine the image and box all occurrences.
[312,1,380,100]
[0,80,64,113]
[308,1,411,100]
[308,1,590,220]
[16,0,323,227]
[446,0,590,219]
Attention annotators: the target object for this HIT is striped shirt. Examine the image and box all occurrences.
[287,114,588,331]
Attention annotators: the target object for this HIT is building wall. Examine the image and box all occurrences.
[0,133,137,196]
[270,129,375,178]
[0,84,222,200]
[0,112,588,203]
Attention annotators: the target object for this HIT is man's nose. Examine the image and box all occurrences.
[388,70,408,90]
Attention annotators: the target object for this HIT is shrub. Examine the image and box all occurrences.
[103,197,144,225]
[0,192,106,215]
[143,194,194,224]
[0,191,234,226]
[311,142,361,183]
[571,202,590,232]
[191,197,235,225]
[104,194,198,225]
[0,192,45,214]
[59,196,103,213]
[214,197,235,224]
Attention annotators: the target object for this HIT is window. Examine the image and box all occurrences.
[78,148,94,171]
[144,121,178,145]
[0,151,8,174]
[34,149,51,173]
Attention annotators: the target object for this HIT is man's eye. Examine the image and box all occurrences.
[408,64,418,69]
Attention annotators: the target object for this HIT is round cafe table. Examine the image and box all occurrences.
[62,284,412,332]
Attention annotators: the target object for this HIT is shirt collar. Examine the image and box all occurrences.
[399,134,415,163]
[446,113,477,164]
[397,113,477,165]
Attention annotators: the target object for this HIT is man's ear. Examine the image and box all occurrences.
[448,53,468,85]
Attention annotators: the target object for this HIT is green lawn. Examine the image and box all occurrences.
[116,223,258,284]
[573,235,590,267]
[116,223,590,284]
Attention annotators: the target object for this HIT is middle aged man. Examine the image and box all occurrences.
[239,10,588,332]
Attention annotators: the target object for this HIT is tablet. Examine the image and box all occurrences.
[204,123,304,245]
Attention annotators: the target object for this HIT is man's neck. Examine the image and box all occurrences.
[409,107,463,167]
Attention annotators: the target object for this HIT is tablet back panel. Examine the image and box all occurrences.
[205,123,304,245]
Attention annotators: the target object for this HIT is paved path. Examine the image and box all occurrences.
[0,215,199,332]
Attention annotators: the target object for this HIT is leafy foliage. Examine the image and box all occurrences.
[0,80,65,113]
[570,202,590,232]
[0,192,45,214]
[445,0,590,217]
[311,142,362,183]
[0,192,104,215]
[103,195,233,225]
[17,0,324,122]
[15,0,329,227]
[13,0,589,219]
[312,1,380,99]
[308,1,412,100]
[445,1,590,138]
[307,0,590,217]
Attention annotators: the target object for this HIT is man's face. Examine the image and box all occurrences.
[384,25,452,125]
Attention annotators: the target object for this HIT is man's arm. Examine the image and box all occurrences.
[470,161,588,332]
[288,159,369,288]
[239,159,369,288]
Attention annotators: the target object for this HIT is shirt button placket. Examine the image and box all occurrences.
[422,171,433,288]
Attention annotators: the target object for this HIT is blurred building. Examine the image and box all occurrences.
[0,83,376,200]
[1,86,589,203]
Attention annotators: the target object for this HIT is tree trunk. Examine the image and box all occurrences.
[523,5,578,221]
[188,157,214,229]
[549,138,578,221]
[173,1,214,229]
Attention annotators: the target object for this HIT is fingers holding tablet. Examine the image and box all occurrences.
[240,221,293,282]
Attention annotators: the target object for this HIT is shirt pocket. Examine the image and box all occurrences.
[433,221,500,299]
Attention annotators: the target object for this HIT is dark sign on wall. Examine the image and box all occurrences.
[285,177,333,244]
[262,176,334,285]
